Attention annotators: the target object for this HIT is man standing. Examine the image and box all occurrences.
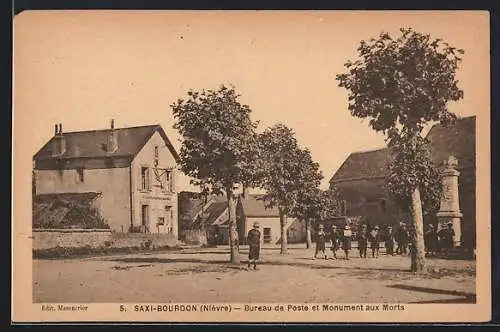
[424,224,439,257]
[395,222,409,255]
[247,222,261,270]
[385,225,395,256]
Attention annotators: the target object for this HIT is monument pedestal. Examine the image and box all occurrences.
[436,156,463,248]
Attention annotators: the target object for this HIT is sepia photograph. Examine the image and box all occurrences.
[12,10,490,322]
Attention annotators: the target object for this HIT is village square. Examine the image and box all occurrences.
[19,12,482,305]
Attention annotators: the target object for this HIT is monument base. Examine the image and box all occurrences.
[436,211,462,248]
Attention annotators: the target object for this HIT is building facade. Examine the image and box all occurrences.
[237,194,305,245]
[329,116,476,249]
[33,120,180,237]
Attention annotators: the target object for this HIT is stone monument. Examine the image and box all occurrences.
[436,155,462,247]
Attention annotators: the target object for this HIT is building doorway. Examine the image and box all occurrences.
[141,204,150,233]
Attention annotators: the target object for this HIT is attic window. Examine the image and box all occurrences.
[154,146,159,158]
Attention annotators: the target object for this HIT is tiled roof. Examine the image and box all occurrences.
[330,148,390,183]
[204,201,228,226]
[33,124,180,162]
[329,116,476,184]
[240,194,279,217]
[178,191,207,223]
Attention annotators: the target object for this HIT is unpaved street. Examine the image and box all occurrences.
[33,245,476,303]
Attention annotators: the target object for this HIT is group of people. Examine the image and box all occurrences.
[314,223,387,260]
[314,221,457,260]
[424,221,456,256]
[245,220,457,270]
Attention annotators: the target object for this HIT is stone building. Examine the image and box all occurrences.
[237,193,305,245]
[33,120,181,237]
[329,116,476,249]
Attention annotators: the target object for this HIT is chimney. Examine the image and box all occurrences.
[107,119,118,152]
[52,123,66,156]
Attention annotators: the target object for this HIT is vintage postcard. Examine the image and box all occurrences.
[12,10,491,323]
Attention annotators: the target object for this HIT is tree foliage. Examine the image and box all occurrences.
[171,85,261,263]
[258,124,302,215]
[336,28,464,272]
[384,136,442,216]
[171,85,261,194]
[336,28,462,142]
[258,124,325,253]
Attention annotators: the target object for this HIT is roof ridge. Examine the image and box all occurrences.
[58,124,160,135]
[350,147,388,155]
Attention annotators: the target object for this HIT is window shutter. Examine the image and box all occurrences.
[147,167,152,191]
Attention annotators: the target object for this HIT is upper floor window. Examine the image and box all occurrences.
[141,167,150,191]
[76,167,84,183]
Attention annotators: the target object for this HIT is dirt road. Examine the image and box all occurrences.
[33,245,476,303]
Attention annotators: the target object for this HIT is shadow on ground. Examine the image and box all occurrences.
[389,284,476,303]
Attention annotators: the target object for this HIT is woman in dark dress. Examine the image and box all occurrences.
[342,225,352,260]
[314,224,327,259]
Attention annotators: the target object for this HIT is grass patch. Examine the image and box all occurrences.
[33,244,182,260]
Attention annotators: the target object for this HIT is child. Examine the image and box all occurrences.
[369,225,381,258]
[314,224,327,260]
[330,225,340,259]
[357,224,369,258]
[247,222,261,270]
[342,225,352,260]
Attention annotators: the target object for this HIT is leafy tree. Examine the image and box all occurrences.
[319,188,341,221]
[258,124,305,254]
[171,85,261,264]
[290,149,324,248]
[336,28,463,272]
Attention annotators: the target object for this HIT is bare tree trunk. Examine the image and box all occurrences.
[280,209,288,254]
[305,218,312,249]
[410,187,426,272]
[227,190,240,264]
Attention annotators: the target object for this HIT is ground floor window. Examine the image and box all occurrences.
[263,227,272,244]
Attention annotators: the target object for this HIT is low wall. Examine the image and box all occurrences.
[180,229,208,245]
[108,232,179,248]
[33,229,179,250]
[32,229,112,250]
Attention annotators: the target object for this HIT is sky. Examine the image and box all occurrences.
[13,10,489,192]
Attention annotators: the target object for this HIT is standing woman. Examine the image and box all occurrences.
[314,224,327,260]
[342,224,352,260]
